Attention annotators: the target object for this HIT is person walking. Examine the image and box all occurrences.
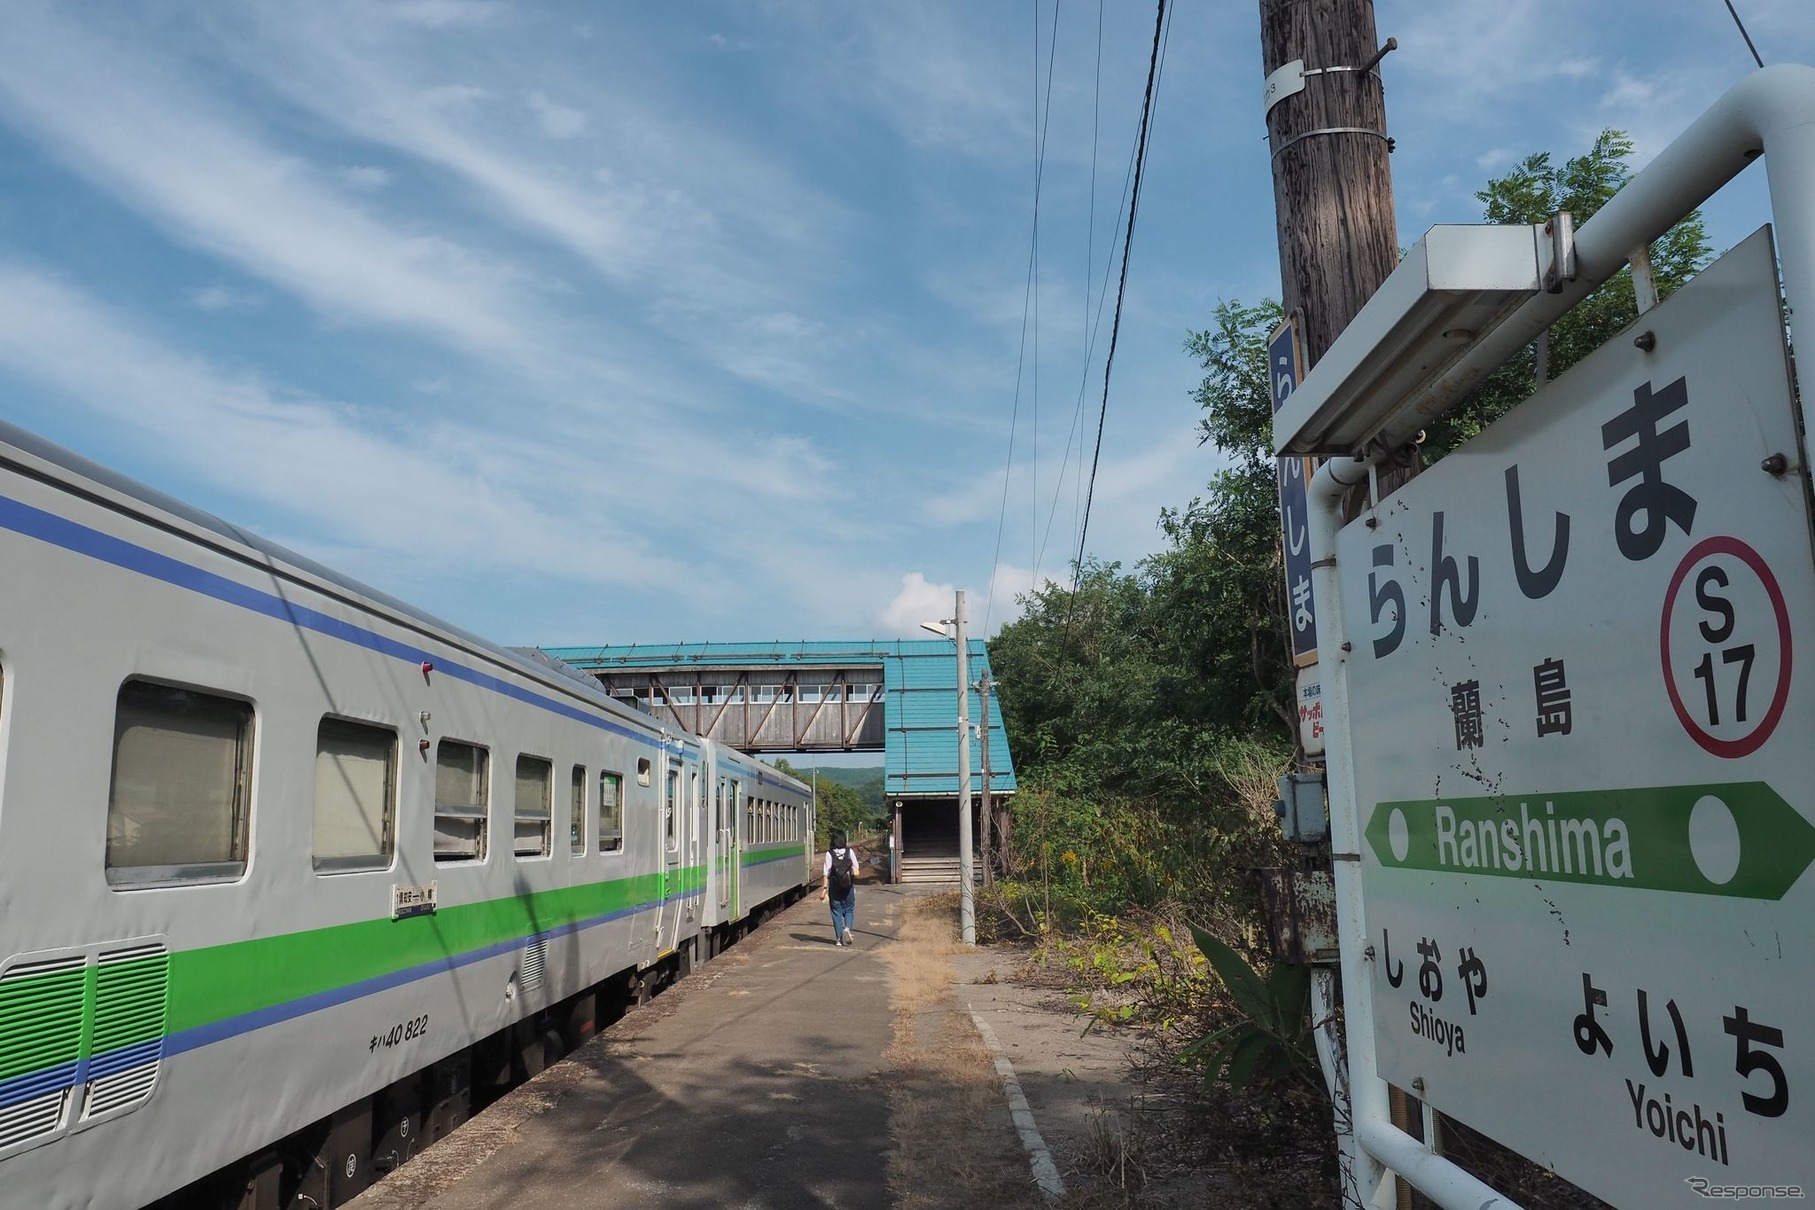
[821,830,858,947]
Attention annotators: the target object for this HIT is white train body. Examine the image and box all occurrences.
[0,423,813,1209]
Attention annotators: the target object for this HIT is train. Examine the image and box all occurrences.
[0,419,816,1209]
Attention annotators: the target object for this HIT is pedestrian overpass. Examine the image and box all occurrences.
[539,641,1017,884]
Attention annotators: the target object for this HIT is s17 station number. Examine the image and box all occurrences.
[1660,536,1792,759]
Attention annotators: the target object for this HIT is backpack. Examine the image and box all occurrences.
[828,848,856,896]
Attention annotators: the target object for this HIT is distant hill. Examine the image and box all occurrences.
[805,765,884,816]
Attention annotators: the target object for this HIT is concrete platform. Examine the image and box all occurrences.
[349,885,905,1210]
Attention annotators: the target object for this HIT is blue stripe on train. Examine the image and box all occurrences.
[0,493,676,751]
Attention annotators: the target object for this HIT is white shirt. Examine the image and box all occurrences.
[823,847,857,880]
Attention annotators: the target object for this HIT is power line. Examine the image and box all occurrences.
[986,0,1062,635]
[1035,34,1137,583]
[1078,0,1103,554]
[1073,0,1170,577]
[985,4,1049,636]
[1033,0,1107,581]
[1722,0,1765,69]
[1031,1,1061,586]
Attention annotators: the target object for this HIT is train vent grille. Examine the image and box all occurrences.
[80,943,169,1121]
[0,954,85,1150]
[520,939,546,993]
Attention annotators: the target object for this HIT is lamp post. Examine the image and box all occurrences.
[921,590,976,944]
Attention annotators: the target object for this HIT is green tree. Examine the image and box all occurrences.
[1177,131,1713,733]
[774,758,876,847]
[1424,130,1711,456]
[1185,297,1282,474]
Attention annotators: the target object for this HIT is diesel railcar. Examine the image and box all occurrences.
[0,421,814,1209]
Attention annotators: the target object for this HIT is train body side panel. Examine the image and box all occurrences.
[0,452,808,1210]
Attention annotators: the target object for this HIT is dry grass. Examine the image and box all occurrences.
[883,893,1046,1210]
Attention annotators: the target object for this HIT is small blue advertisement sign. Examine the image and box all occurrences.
[1270,317,1317,666]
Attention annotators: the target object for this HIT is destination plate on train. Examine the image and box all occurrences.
[392,882,439,919]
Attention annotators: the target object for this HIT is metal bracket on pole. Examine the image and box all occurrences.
[1629,243,1661,313]
[1542,211,1576,293]
[1263,39,1397,117]
[1271,126,1392,160]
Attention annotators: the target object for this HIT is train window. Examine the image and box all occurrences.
[746,798,755,838]
[433,740,489,863]
[514,755,553,858]
[599,770,624,852]
[637,758,652,786]
[312,718,396,873]
[106,680,252,887]
[570,765,586,855]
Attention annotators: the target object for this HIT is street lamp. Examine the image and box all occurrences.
[920,592,975,945]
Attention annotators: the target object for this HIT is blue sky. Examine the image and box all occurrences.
[0,1,1808,649]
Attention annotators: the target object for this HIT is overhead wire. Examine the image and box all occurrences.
[1721,0,1765,69]
[985,0,1062,635]
[1033,0,1111,586]
[1072,0,1171,580]
[1031,1,1061,589]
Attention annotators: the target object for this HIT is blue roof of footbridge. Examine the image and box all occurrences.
[541,641,1017,799]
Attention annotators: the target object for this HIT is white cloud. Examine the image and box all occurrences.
[978,564,1043,633]
[875,566,1048,641]
[822,7,1030,163]
[390,1,506,29]
[217,6,849,329]
[878,572,960,638]
[0,6,531,353]
[0,264,679,590]
[526,91,587,139]
[339,164,394,189]
[188,283,263,313]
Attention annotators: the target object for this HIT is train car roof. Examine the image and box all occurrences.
[0,417,631,715]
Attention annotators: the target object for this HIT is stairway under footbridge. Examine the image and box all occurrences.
[538,641,1016,885]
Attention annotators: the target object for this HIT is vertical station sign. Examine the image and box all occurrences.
[1271,315,1318,668]
[1338,229,1814,1206]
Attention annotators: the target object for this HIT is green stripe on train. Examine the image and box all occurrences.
[0,864,729,1080]
[740,842,806,867]
[164,868,683,1035]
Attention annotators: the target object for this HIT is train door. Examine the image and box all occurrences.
[803,794,815,884]
[658,754,683,955]
[687,765,703,935]
[719,776,742,920]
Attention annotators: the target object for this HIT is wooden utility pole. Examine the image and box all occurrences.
[1260,3,1412,1205]
[1261,0,1399,370]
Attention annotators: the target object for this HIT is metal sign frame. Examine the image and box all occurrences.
[1306,65,1815,1210]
